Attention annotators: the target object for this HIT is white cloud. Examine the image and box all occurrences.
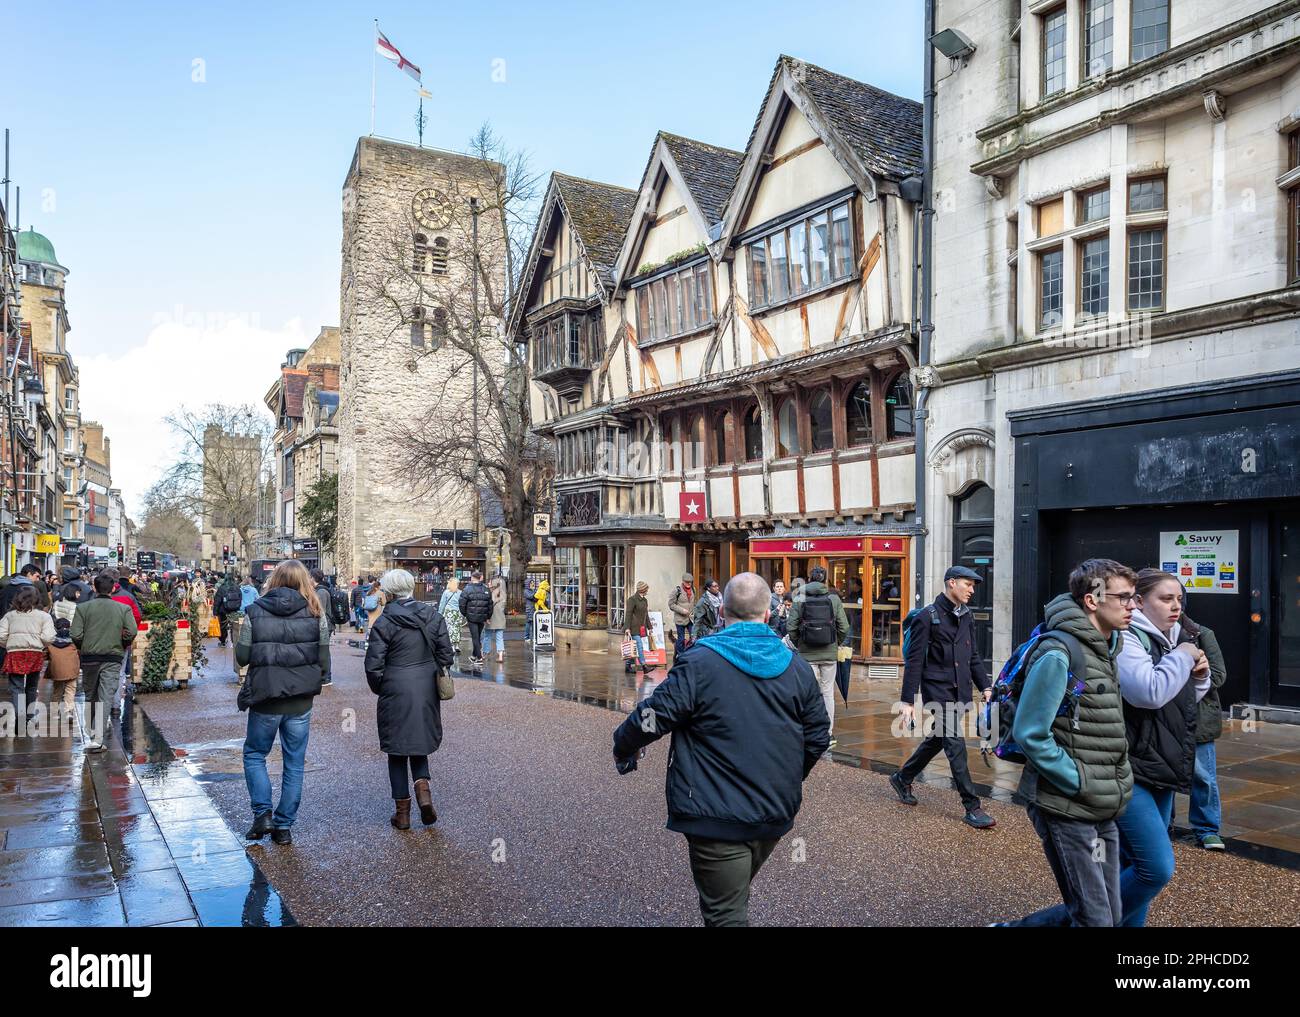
[77,314,314,517]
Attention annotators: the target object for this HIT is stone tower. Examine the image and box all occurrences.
[337,137,506,579]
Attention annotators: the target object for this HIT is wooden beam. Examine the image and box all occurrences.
[799,303,811,351]
[736,295,780,360]
[861,231,882,278]
[767,136,824,172]
[796,457,806,515]
[831,449,841,513]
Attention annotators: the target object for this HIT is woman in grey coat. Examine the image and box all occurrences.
[364,569,455,830]
[481,575,507,663]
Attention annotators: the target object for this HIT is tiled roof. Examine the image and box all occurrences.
[746,56,923,184]
[552,173,637,287]
[282,370,308,419]
[659,133,743,226]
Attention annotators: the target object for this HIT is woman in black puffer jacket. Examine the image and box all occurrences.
[365,569,454,830]
[236,560,329,846]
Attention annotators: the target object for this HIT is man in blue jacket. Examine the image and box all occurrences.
[612,571,830,927]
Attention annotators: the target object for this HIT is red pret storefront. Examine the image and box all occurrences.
[749,535,910,664]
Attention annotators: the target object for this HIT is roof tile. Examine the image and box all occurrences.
[552,173,637,287]
[659,133,743,227]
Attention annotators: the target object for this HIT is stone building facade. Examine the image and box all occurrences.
[264,326,340,570]
[336,137,506,580]
[929,0,1300,713]
[16,228,85,569]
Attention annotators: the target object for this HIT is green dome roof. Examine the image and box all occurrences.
[17,229,61,267]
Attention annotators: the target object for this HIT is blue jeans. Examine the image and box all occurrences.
[354,606,367,631]
[481,629,504,655]
[675,624,689,650]
[625,634,647,670]
[1008,804,1122,926]
[1189,741,1221,840]
[1116,782,1176,927]
[243,708,312,829]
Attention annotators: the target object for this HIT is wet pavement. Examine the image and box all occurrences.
[123,633,1300,926]
[0,686,294,927]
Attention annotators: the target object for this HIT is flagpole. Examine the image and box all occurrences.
[369,19,378,136]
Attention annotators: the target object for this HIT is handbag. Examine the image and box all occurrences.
[436,670,455,701]
[207,617,221,638]
[620,638,636,659]
[411,616,454,701]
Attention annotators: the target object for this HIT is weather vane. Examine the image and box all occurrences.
[415,87,431,147]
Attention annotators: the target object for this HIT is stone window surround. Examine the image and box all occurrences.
[976,1,1300,180]
[1018,166,1168,336]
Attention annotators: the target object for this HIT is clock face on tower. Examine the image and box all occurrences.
[413,188,454,230]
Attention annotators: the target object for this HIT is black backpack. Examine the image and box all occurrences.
[220,586,242,613]
[329,587,350,626]
[799,591,837,647]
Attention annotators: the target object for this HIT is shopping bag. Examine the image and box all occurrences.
[620,639,636,660]
[207,617,221,638]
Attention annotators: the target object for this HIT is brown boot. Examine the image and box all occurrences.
[391,797,411,830]
[413,778,437,825]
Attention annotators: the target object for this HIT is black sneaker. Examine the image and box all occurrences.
[889,772,918,806]
[270,828,292,845]
[964,808,996,830]
[245,812,273,840]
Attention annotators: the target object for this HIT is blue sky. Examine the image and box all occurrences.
[3,1,922,510]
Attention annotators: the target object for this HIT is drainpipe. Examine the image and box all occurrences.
[912,0,937,610]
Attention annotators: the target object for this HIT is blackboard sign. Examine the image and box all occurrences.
[136,551,157,570]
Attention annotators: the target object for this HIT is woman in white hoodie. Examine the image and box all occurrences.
[1113,568,1212,926]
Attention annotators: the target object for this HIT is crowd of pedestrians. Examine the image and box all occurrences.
[0,543,1233,929]
[0,561,141,749]
[599,552,1228,927]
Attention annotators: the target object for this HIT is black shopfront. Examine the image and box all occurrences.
[1010,371,1300,712]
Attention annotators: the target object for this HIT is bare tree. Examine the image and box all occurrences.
[162,403,274,560]
[368,124,551,604]
[135,480,202,559]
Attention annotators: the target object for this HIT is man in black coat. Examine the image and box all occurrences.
[0,564,45,617]
[458,570,493,668]
[891,565,995,829]
[612,572,829,927]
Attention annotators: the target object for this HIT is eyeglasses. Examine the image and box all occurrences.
[1109,591,1138,605]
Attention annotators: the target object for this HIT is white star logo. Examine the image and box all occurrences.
[686,499,700,516]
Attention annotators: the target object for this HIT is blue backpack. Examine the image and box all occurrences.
[978,624,1086,765]
[901,604,940,662]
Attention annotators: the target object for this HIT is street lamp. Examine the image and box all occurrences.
[20,371,43,406]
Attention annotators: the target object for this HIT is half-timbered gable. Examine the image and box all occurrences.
[522,58,926,671]
[513,172,636,428]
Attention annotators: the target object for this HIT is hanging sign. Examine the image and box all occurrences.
[1158,530,1239,594]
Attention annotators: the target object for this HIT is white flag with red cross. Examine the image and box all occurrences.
[376,27,422,83]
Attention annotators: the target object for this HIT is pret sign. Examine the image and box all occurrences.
[1159,530,1239,594]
